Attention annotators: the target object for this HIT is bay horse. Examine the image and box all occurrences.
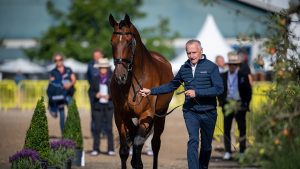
[109,14,174,169]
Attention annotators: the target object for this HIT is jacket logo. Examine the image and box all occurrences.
[200,71,207,74]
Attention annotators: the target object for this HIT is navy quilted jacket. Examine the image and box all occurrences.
[151,55,224,112]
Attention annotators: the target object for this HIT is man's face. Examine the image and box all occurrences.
[93,51,104,61]
[216,57,225,68]
[186,43,202,65]
[228,64,238,73]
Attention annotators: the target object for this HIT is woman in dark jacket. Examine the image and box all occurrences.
[48,53,76,135]
[89,58,115,156]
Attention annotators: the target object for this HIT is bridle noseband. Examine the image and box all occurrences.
[112,31,136,72]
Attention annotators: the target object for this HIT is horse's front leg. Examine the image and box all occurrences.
[152,114,166,169]
[115,115,130,169]
[131,113,154,169]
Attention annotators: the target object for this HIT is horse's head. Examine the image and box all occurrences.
[109,14,137,85]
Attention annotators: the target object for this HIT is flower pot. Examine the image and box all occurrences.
[40,160,48,169]
[64,158,72,169]
[47,166,60,169]
[73,148,83,166]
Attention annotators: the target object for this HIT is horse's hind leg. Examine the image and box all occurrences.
[152,116,166,169]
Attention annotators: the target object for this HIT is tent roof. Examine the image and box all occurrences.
[46,58,87,73]
[0,58,45,73]
[171,14,233,73]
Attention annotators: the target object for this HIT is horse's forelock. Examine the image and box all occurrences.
[118,20,128,29]
[116,20,142,43]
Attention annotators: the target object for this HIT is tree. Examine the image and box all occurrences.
[26,0,178,62]
[63,99,83,150]
[24,97,50,160]
[239,4,300,169]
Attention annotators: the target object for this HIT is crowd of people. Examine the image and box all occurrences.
[46,39,253,168]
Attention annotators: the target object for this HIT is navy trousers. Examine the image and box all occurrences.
[92,103,114,152]
[183,109,217,169]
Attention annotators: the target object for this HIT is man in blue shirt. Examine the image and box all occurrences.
[87,49,104,135]
[87,49,104,85]
[218,52,252,160]
[139,40,224,169]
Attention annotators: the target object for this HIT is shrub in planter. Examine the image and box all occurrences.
[24,97,50,160]
[63,99,83,149]
[63,99,84,166]
[47,139,76,168]
[9,149,42,169]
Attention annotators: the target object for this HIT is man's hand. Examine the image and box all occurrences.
[185,90,196,98]
[139,88,151,97]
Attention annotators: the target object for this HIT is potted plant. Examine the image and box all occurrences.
[9,149,42,169]
[63,99,84,166]
[48,139,76,169]
[23,97,51,164]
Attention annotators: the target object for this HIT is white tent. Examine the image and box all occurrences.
[0,58,45,73]
[171,14,233,73]
[47,58,88,73]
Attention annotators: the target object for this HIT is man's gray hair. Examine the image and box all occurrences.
[185,39,202,50]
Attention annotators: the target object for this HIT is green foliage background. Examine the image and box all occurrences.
[63,100,83,150]
[24,97,50,160]
[240,5,300,169]
[26,0,178,62]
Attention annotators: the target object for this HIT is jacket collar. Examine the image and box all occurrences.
[184,54,207,67]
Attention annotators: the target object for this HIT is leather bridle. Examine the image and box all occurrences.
[112,31,136,72]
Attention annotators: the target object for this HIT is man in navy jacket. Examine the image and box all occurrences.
[140,40,224,169]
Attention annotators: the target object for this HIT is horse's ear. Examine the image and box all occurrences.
[124,14,132,27]
[109,14,117,27]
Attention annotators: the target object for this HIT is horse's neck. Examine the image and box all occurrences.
[132,43,145,74]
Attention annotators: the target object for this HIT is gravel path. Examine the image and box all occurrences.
[0,108,255,169]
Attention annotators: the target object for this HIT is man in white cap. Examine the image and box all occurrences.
[218,52,252,160]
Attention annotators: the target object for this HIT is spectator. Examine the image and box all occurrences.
[87,49,104,84]
[89,58,115,156]
[87,49,104,135]
[253,55,265,81]
[215,55,227,73]
[218,52,252,160]
[47,53,76,134]
[238,51,253,86]
[14,70,26,85]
